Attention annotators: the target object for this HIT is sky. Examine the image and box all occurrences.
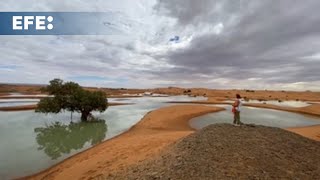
[1,0,320,90]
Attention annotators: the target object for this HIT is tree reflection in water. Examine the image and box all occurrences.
[34,120,107,160]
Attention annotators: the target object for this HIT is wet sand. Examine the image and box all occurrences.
[25,105,224,179]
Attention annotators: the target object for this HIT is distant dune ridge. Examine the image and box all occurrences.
[109,124,320,179]
[1,84,320,102]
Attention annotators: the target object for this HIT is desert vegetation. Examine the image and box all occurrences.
[35,79,108,121]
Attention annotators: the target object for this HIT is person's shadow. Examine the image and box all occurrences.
[34,120,107,160]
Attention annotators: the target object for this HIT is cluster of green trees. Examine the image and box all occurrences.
[36,79,108,121]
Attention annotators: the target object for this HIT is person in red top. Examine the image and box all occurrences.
[232,94,243,126]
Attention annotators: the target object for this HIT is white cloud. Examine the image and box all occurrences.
[0,0,319,90]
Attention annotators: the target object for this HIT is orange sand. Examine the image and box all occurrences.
[25,105,224,179]
[287,125,320,141]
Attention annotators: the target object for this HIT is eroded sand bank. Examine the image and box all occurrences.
[26,105,224,179]
[287,125,320,141]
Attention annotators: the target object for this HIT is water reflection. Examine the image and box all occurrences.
[190,105,320,129]
[34,120,107,160]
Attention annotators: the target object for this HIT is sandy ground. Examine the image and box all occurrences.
[287,125,320,141]
[25,105,224,180]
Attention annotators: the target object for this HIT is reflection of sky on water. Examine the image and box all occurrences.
[0,99,40,107]
[6,93,48,97]
[0,102,37,107]
[0,95,205,179]
[0,95,204,108]
[224,100,310,107]
[190,105,320,130]
[108,95,206,104]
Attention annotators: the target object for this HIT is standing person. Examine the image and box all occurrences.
[232,94,243,126]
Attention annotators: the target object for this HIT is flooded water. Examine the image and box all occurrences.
[0,95,181,108]
[0,99,40,107]
[0,96,205,179]
[224,100,310,107]
[5,93,48,97]
[190,105,320,130]
[1,96,319,179]
[246,100,310,107]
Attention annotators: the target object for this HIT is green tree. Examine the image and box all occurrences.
[36,79,108,121]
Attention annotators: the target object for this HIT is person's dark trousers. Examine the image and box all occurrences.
[233,111,241,125]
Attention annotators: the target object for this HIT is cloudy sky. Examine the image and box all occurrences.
[1,0,320,90]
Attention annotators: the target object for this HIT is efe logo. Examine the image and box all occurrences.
[13,16,53,30]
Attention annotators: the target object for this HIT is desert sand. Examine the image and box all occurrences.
[25,105,224,179]
[287,125,320,141]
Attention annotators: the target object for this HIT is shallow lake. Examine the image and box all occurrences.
[0,96,205,179]
[224,100,310,107]
[0,99,40,107]
[190,105,320,130]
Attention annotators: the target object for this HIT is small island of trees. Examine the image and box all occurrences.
[35,79,108,121]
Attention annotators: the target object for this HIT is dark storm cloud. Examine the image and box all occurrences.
[154,0,320,86]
